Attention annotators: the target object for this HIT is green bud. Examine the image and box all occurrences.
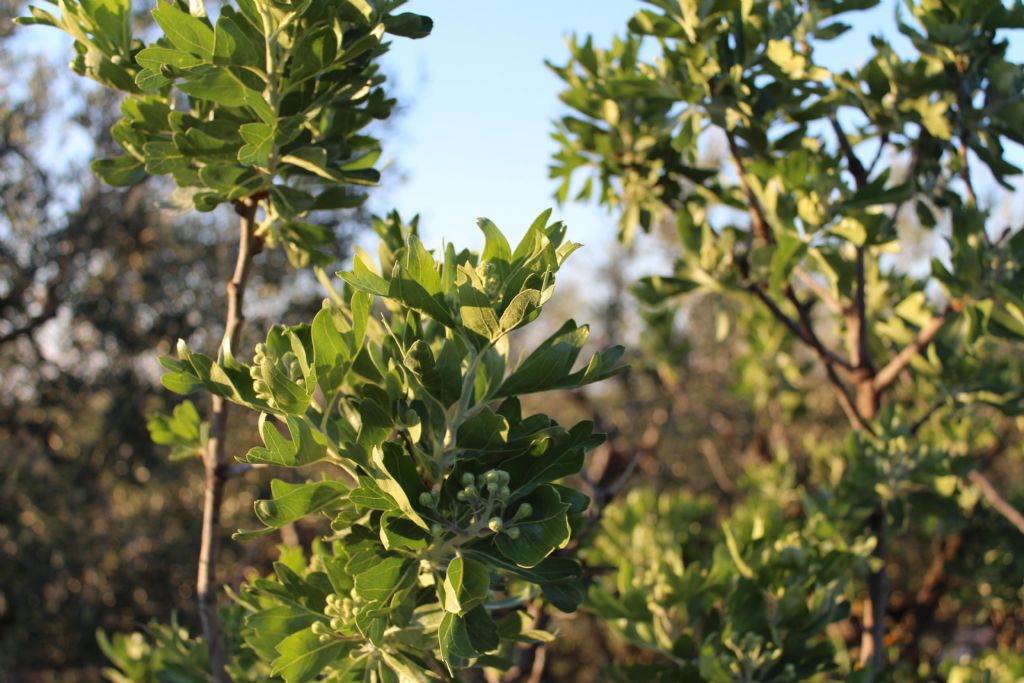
[514,503,533,520]
[418,492,435,507]
[431,523,445,537]
[505,527,521,539]
[487,517,504,533]
[497,470,511,486]
[329,617,344,630]
[484,470,501,485]
[456,490,468,502]
[497,486,511,500]
[463,485,479,498]
[311,621,328,635]
[460,472,476,487]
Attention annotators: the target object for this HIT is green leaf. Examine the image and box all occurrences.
[244,606,319,662]
[494,485,571,568]
[213,9,262,67]
[477,217,512,262]
[283,147,381,186]
[142,141,187,175]
[496,321,624,396]
[311,305,351,395]
[246,414,329,467]
[178,66,263,107]
[238,122,274,167]
[340,250,390,296]
[380,510,430,551]
[236,479,349,540]
[438,606,499,672]
[383,12,433,39]
[91,156,146,186]
[372,443,429,529]
[353,554,416,603]
[271,627,348,683]
[443,556,490,615]
[135,46,205,71]
[458,280,501,341]
[147,400,204,461]
[499,288,543,332]
[632,275,698,304]
[152,3,214,59]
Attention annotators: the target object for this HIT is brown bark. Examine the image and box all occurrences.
[197,197,260,683]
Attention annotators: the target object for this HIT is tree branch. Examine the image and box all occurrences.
[829,115,869,189]
[786,285,873,433]
[794,265,843,315]
[726,129,774,245]
[968,470,1024,535]
[748,283,853,372]
[197,197,260,683]
[872,309,951,393]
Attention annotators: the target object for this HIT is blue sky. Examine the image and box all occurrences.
[368,1,642,254]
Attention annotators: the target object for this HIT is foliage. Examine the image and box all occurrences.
[586,484,865,682]
[552,0,1024,678]
[97,608,271,683]
[158,211,624,680]
[18,0,431,267]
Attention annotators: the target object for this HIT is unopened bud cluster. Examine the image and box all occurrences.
[478,261,502,299]
[456,469,511,502]
[418,469,536,541]
[316,592,356,642]
[250,343,306,407]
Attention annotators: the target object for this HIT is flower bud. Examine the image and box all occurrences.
[484,470,501,485]
[514,503,533,520]
[505,527,521,539]
[460,472,476,487]
[487,517,504,533]
[418,492,435,507]
[311,621,328,635]
[431,523,445,537]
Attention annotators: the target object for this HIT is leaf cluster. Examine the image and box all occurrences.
[159,212,624,679]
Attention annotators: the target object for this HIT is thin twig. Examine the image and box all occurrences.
[748,283,853,371]
[726,129,775,245]
[960,139,977,207]
[830,116,869,189]
[794,265,843,315]
[872,309,951,393]
[197,197,260,683]
[968,471,1024,535]
[908,399,946,436]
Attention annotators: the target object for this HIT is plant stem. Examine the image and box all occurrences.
[197,197,260,683]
